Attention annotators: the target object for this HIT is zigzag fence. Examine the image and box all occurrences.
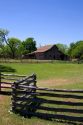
[0,72,83,123]
[11,74,37,114]
[11,74,83,123]
[0,72,26,92]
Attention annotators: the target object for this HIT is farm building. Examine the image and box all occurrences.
[23,45,69,60]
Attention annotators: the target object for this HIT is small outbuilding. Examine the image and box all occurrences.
[23,45,69,60]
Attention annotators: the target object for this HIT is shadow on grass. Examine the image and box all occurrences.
[0,65,16,72]
[0,91,11,95]
[15,96,83,125]
[0,65,16,95]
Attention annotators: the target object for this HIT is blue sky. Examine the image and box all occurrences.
[0,0,83,46]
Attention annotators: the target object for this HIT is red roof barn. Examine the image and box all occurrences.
[23,45,69,60]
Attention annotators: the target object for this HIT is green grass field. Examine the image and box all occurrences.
[0,62,83,125]
[1,62,83,88]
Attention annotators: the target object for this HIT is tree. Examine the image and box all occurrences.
[56,43,68,54]
[68,42,75,57]
[7,38,21,58]
[22,38,37,54]
[0,29,22,58]
[68,41,83,59]
[0,28,9,45]
[0,45,9,58]
[0,29,9,58]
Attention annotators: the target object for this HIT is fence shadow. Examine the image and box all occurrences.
[0,65,16,72]
[10,74,83,125]
[15,96,83,125]
[0,91,11,95]
[0,65,16,95]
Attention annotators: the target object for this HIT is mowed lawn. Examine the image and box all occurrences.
[0,62,83,125]
[1,62,83,88]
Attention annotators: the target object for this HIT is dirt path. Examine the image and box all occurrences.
[0,95,6,101]
[37,78,82,87]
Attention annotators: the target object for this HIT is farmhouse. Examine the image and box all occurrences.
[23,45,69,60]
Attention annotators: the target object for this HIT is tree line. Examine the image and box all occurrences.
[0,29,37,59]
[0,28,83,60]
[56,42,83,60]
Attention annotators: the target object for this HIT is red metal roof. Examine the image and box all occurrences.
[34,45,54,53]
[26,45,55,55]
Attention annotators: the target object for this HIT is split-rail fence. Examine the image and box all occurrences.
[0,73,83,123]
[11,74,83,123]
[0,72,26,92]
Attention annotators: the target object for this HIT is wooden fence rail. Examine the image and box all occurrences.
[11,74,83,123]
[0,72,26,92]
[11,74,36,112]
[0,72,1,91]
[1,72,83,123]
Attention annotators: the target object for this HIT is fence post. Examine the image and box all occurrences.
[11,81,18,113]
[33,74,36,87]
[33,74,37,99]
[0,72,1,91]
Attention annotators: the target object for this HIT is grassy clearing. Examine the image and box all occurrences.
[1,63,83,87]
[0,63,83,125]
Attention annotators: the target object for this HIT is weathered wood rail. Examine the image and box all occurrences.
[11,74,36,114]
[0,72,83,123]
[0,73,26,92]
[11,74,83,123]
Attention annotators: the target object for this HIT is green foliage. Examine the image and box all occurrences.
[68,41,83,59]
[7,37,21,58]
[0,28,37,59]
[68,42,75,56]
[1,28,83,61]
[0,45,9,58]
[0,29,9,58]
[0,28,9,36]
[0,28,9,44]
[56,43,68,54]
[22,37,37,54]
